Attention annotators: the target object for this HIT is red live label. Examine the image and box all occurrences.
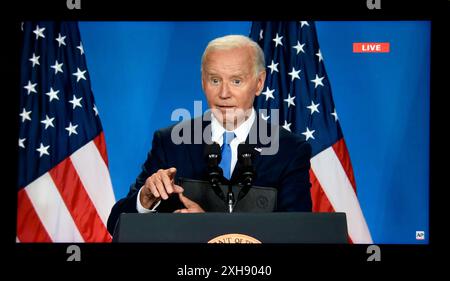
[353,42,390,53]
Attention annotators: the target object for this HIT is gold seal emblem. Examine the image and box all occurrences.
[207,233,261,244]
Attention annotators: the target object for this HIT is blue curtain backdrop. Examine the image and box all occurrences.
[79,21,430,244]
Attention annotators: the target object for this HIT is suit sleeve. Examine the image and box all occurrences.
[276,140,312,212]
[106,129,168,235]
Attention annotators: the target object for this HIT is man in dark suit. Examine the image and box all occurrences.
[107,35,312,235]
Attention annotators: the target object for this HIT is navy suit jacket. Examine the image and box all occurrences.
[107,114,312,234]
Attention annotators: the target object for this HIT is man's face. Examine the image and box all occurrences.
[202,46,266,129]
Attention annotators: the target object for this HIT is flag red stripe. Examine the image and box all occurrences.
[93,132,109,167]
[49,158,111,242]
[310,169,335,212]
[17,188,52,242]
[332,139,357,193]
[310,169,354,244]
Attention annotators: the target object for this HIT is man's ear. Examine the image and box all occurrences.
[201,72,206,92]
[255,71,267,96]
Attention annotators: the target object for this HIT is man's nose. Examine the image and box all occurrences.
[219,82,232,99]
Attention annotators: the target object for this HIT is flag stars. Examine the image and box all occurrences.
[292,41,305,55]
[45,87,60,102]
[273,33,283,47]
[282,120,292,132]
[50,60,63,74]
[65,122,78,136]
[311,74,325,88]
[307,101,320,115]
[300,21,310,28]
[331,109,338,122]
[259,29,264,40]
[284,94,296,108]
[69,95,83,109]
[73,67,87,82]
[55,33,66,47]
[302,127,316,141]
[93,104,99,116]
[316,49,323,62]
[261,113,270,121]
[29,53,40,67]
[267,60,279,74]
[288,67,301,81]
[33,25,45,40]
[40,115,55,130]
[24,80,37,95]
[18,138,26,148]
[20,108,32,122]
[261,87,275,101]
[77,42,84,55]
[36,143,50,157]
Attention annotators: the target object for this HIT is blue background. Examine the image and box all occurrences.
[79,21,430,244]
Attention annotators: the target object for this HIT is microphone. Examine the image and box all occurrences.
[236,143,256,203]
[204,143,225,202]
[237,143,256,187]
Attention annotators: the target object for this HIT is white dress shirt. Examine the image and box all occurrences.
[136,108,256,213]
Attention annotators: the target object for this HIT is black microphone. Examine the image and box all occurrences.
[236,143,256,204]
[204,143,225,202]
[237,143,256,187]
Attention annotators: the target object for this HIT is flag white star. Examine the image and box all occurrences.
[331,109,338,122]
[77,42,84,55]
[24,80,37,95]
[33,25,45,40]
[36,143,50,157]
[288,67,301,81]
[267,60,279,74]
[41,115,55,129]
[316,49,323,62]
[259,29,263,40]
[21,22,23,31]
[273,33,283,47]
[29,53,40,67]
[72,67,87,82]
[65,122,79,136]
[300,21,310,28]
[261,113,270,121]
[282,120,292,132]
[307,101,320,115]
[55,33,66,47]
[302,127,315,141]
[50,60,63,74]
[311,74,325,88]
[18,138,26,148]
[19,108,32,122]
[284,94,296,108]
[261,87,275,101]
[69,95,83,109]
[93,104,99,116]
[45,87,60,102]
[292,41,305,55]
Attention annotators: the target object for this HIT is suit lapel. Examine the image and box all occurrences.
[185,114,211,179]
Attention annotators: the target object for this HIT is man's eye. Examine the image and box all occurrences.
[211,78,220,84]
[233,79,241,85]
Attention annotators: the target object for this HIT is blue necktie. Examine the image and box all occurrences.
[219,132,235,179]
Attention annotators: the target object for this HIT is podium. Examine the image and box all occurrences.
[112,212,348,243]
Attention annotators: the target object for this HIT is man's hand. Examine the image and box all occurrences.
[174,193,205,213]
[140,167,184,209]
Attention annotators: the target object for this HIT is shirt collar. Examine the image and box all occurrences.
[211,108,256,145]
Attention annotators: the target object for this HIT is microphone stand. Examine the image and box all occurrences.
[227,183,235,213]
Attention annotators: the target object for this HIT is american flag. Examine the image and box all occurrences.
[17,21,116,242]
[250,21,372,243]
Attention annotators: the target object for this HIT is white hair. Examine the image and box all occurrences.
[201,35,266,77]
